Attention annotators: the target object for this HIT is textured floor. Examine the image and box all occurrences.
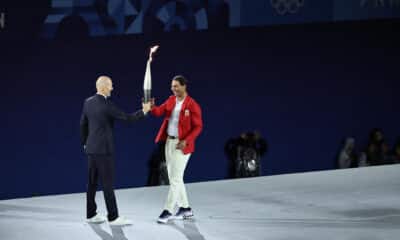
[1,164,400,240]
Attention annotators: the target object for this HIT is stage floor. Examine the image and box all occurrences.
[1,165,400,240]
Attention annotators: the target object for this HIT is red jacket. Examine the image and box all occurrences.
[151,95,203,154]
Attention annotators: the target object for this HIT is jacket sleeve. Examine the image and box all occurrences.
[151,98,168,117]
[107,101,145,122]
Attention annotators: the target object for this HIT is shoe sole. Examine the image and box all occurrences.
[157,218,171,224]
[172,215,184,220]
[183,214,194,219]
[109,219,133,226]
[87,220,106,224]
[173,214,194,220]
[87,218,107,224]
[109,222,132,226]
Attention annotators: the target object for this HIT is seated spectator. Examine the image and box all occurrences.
[366,128,390,166]
[337,137,358,169]
[225,131,268,178]
[358,152,368,167]
[388,138,400,164]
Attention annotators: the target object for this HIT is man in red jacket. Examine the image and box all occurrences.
[151,75,203,223]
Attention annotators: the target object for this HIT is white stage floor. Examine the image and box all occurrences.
[1,165,400,240]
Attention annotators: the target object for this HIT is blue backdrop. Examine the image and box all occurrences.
[0,1,399,200]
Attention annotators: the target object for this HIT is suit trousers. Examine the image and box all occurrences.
[86,154,119,221]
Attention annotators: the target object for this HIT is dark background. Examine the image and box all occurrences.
[0,1,399,200]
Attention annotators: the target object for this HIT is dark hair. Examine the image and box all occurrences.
[172,75,188,86]
[369,128,384,144]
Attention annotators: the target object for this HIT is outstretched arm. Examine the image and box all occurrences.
[107,101,151,122]
[150,98,167,117]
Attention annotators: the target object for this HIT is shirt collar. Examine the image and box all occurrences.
[96,93,108,99]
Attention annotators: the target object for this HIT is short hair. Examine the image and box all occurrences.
[96,75,111,89]
[172,75,188,86]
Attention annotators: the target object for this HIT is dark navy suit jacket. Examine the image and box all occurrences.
[80,94,145,154]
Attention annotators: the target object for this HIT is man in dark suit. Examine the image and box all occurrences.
[80,75,151,226]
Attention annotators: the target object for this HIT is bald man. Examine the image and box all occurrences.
[80,76,151,226]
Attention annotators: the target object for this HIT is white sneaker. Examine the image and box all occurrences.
[109,216,133,226]
[87,213,107,224]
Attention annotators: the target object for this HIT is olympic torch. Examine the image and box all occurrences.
[143,45,159,103]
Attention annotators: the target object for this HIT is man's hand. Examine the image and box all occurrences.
[149,45,159,62]
[176,140,187,150]
[150,98,156,108]
[142,102,152,114]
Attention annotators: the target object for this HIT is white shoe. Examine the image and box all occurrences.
[109,216,133,226]
[87,213,107,224]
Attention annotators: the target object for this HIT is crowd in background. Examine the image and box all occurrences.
[146,127,400,187]
[337,128,400,169]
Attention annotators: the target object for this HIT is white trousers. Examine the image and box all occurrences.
[164,138,191,213]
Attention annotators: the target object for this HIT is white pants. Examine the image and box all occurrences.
[164,138,191,213]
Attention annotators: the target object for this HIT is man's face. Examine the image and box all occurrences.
[171,80,186,97]
[104,80,113,97]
